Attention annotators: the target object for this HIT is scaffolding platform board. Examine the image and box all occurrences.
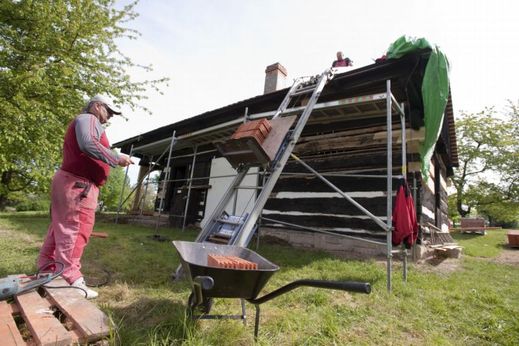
[217,116,296,169]
[0,277,110,346]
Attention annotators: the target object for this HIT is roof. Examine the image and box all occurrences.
[114,50,458,169]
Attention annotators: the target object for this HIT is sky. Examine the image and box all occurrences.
[105,0,519,181]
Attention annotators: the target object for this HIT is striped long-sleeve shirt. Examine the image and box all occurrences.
[61,113,119,186]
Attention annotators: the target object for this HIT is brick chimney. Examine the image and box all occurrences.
[263,62,287,94]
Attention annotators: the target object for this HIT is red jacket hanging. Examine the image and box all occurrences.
[404,185,419,247]
[392,180,418,248]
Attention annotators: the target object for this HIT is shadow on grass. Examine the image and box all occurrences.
[451,232,485,240]
[501,243,519,250]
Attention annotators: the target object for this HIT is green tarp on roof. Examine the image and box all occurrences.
[386,35,450,181]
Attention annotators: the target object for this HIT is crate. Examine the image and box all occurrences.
[0,277,110,346]
[508,231,519,248]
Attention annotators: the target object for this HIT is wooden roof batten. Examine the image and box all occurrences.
[130,92,403,158]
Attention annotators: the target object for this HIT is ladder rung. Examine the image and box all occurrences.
[223,149,255,156]
[211,232,233,239]
[215,218,243,225]
[207,236,231,244]
[235,185,262,190]
[291,88,316,97]
[296,84,316,91]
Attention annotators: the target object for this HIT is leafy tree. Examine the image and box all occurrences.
[0,0,167,209]
[99,166,131,211]
[7,191,51,212]
[137,173,158,213]
[465,182,518,226]
[452,102,519,224]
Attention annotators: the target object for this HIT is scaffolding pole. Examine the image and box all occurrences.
[115,144,133,224]
[155,171,261,185]
[279,172,405,179]
[386,80,393,292]
[156,130,176,230]
[181,145,198,232]
[262,216,387,246]
[115,143,175,213]
[290,154,388,232]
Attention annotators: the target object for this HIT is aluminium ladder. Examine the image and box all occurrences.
[192,68,339,250]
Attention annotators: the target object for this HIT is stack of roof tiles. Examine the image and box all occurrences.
[207,254,258,270]
[230,119,272,145]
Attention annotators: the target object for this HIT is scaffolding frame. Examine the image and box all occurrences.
[117,79,412,291]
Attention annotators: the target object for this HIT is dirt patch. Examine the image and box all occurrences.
[493,247,519,266]
[0,226,42,246]
[416,257,462,276]
[260,235,292,247]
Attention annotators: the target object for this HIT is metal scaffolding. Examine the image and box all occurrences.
[117,78,412,292]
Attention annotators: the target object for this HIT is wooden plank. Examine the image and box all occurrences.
[273,175,396,193]
[297,124,394,144]
[283,151,421,173]
[0,301,26,346]
[295,128,425,155]
[262,213,386,232]
[15,291,72,346]
[265,196,389,215]
[44,278,109,343]
[91,232,108,238]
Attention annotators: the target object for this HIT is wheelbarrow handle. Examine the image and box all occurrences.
[248,279,371,305]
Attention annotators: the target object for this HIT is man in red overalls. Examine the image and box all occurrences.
[38,95,133,299]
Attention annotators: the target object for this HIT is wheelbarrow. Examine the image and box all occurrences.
[173,240,371,338]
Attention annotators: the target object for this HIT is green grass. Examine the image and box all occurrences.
[1,214,518,345]
[451,230,505,257]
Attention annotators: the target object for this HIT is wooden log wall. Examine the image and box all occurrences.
[262,115,430,240]
[415,157,450,233]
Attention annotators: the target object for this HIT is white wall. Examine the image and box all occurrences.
[201,157,258,228]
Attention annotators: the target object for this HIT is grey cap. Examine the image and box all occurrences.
[89,94,122,115]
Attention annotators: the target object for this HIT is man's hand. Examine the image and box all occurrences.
[117,154,134,167]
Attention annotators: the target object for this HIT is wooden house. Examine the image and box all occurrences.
[114,50,458,257]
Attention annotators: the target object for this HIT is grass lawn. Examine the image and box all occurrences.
[1,213,518,345]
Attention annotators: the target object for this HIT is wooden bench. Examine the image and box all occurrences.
[0,277,110,346]
[458,218,491,235]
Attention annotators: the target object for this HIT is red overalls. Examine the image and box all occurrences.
[38,116,111,284]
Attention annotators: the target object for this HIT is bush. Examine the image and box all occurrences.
[9,192,50,212]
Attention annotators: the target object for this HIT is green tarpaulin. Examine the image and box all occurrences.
[386,35,450,181]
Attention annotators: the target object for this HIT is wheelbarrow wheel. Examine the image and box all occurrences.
[187,292,213,314]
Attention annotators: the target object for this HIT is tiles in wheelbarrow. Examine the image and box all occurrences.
[207,254,258,270]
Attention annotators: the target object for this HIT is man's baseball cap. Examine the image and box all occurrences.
[89,94,122,115]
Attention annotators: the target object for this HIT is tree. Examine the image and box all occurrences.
[452,102,519,224]
[465,182,518,226]
[0,0,167,209]
[99,167,131,211]
[138,173,159,213]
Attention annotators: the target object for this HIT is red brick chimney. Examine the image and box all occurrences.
[263,62,287,94]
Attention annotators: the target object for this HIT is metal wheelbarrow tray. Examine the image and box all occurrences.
[173,240,371,338]
[173,240,279,300]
